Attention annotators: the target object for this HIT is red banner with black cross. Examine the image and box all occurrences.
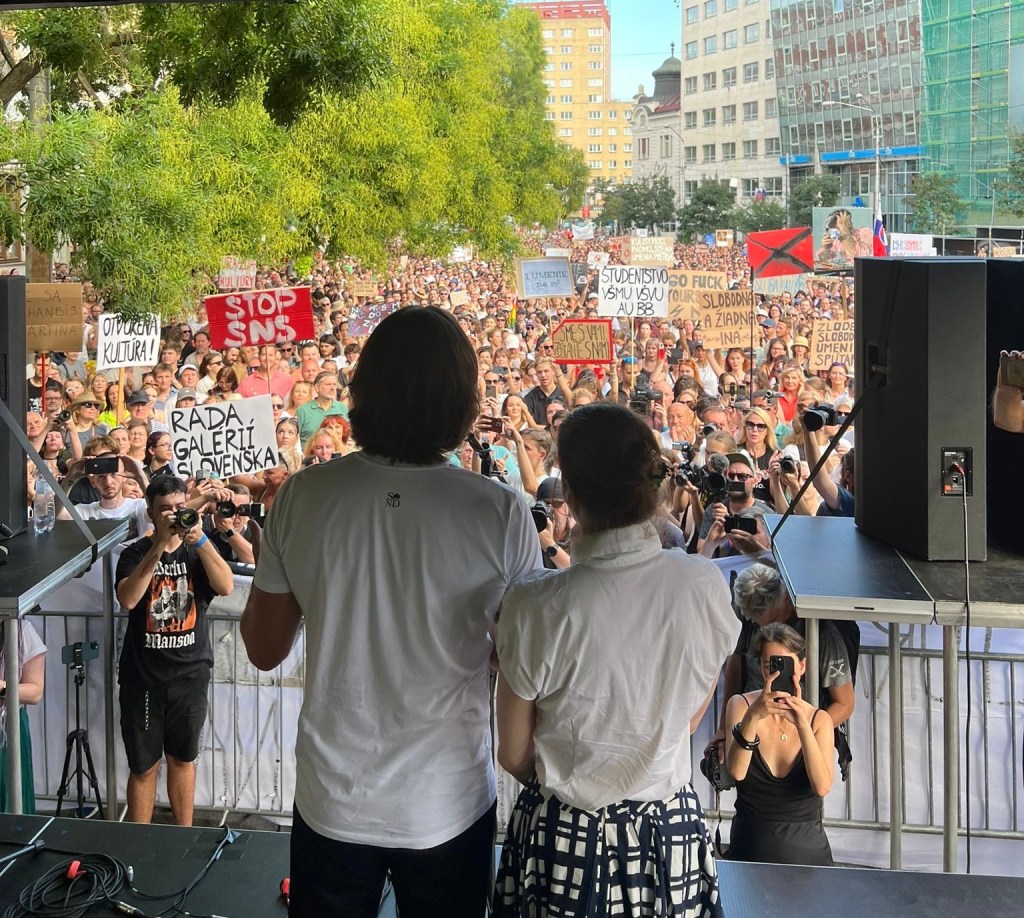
[746,227,814,278]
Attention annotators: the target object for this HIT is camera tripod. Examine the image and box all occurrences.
[55,656,104,819]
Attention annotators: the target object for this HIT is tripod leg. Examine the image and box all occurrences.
[80,733,105,821]
[54,732,77,817]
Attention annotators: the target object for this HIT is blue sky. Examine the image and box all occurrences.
[607,0,682,101]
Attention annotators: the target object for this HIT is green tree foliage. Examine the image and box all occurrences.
[0,0,584,312]
[733,199,788,233]
[675,179,736,241]
[597,175,676,232]
[787,174,840,227]
[907,173,966,234]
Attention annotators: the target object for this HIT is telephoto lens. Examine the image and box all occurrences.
[216,501,237,518]
[175,508,200,529]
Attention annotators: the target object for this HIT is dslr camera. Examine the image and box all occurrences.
[699,744,735,792]
[531,500,553,533]
[55,409,72,424]
[780,455,798,475]
[802,403,840,432]
[174,508,200,530]
[216,501,262,519]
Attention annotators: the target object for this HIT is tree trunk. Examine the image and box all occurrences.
[0,54,40,109]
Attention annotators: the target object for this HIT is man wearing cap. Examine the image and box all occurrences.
[173,364,204,407]
[128,390,167,433]
[238,345,294,400]
[696,451,772,557]
[173,389,199,412]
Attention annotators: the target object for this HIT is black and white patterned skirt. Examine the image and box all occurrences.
[492,781,724,917]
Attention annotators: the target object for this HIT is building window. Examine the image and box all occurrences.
[638,137,650,160]
[725,0,737,8]
[589,160,601,169]
[704,72,717,92]
[588,27,604,36]
[588,127,602,136]
[704,35,718,54]
[743,178,760,198]
[765,57,776,79]
[703,108,716,127]
[543,79,554,88]
[766,137,781,156]
[722,142,736,161]
[904,112,917,136]
[608,127,618,136]
[608,160,617,169]
[744,23,759,43]
[561,111,573,120]
[561,28,573,37]
[722,104,736,125]
[743,101,758,121]
[588,78,603,87]
[743,139,758,159]
[560,79,572,87]
[705,0,718,16]
[560,62,572,71]
[686,5,699,23]
[609,143,618,152]
[684,111,697,130]
[560,94,573,104]
[542,29,554,38]
[765,98,777,119]
[546,95,555,104]
[764,177,783,196]
[544,63,554,72]
[588,144,602,153]
[587,44,603,53]
[588,93,603,103]
[588,61,603,70]
[559,127,572,136]
[588,110,602,120]
[684,180,698,202]
[685,76,698,95]
[684,146,697,164]
[608,110,618,119]
[743,62,759,83]
[723,30,737,50]
[685,41,698,60]
[702,143,716,162]
[545,112,555,121]
[624,143,633,153]
[660,135,673,158]
[723,67,737,87]
[560,45,572,54]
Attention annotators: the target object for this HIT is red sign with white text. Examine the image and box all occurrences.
[205,286,315,349]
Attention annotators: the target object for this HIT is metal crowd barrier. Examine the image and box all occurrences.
[24,606,1024,867]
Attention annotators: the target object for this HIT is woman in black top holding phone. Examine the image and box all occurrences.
[724,622,835,865]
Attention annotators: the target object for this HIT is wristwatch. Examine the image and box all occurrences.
[545,545,558,559]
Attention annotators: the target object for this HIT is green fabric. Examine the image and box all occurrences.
[0,708,36,814]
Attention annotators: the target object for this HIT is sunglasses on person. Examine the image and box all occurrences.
[745,421,768,431]
[246,366,260,374]
[727,472,754,481]
[279,346,295,354]
[272,402,284,409]
[80,402,101,409]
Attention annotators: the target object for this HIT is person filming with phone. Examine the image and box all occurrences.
[724,622,835,866]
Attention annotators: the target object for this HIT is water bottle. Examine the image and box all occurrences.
[33,477,55,534]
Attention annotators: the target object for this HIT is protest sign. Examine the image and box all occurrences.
[812,206,873,271]
[569,262,591,290]
[695,290,756,349]
[515,257,574,298]
[586,251,610,268]
[668,270,728,323]
[626,236,674,265]
[889,233,935,257]
[26,283,83,352]
[993,245,1019,258]
[217,256,257,291]
[752,274,810,296]
[571,222,595,241]
[449,290,470,308]
[809,319,856,373]
[205,286,315,349]
[715,229,734,248]
[551,319,614,365]
[169,395,277,479]
[597,265,669,319]
[348,301,398,336]
[544,247,571,258]
[747,227,814,278]
[450,245,473,263]
[96,313,161,371]
[350,278,377,297]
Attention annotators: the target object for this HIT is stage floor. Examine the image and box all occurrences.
[1,815,1022,916]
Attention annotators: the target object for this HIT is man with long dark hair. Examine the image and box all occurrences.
[241,307,539,917]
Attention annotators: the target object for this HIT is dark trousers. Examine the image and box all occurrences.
[289,802,497,918]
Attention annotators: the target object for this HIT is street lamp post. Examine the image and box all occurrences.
[822,95,881,215]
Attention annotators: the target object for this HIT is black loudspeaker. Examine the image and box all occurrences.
[0,276,28,536]
[984,259,1024,555]
[855,258,987,560]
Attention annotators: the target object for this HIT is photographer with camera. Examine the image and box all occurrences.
[801,406,855,517]
[767,450,821,516]
[697,452,772,558]
[532,478,571,569]
[201,483,260,565]
[115,476,234,826]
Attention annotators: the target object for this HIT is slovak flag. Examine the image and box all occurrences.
[873,210,889,256]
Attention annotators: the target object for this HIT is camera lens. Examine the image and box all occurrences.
[530,501,552,533]
[175,508,200,529]
[57,410,72,423]
[780,457,797,475]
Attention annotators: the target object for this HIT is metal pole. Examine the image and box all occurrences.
[103,551,118,818]
[805,618,820,706]
[874,114,882,217]
[889,624,903,868]
[943,624,960,872]
[5,616,22,814]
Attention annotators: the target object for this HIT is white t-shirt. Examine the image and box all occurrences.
[254,451,541,848]
[75,497,151,541]
[498,522,739,812]
[1,619,46,683]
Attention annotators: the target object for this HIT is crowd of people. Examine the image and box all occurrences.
[17,233,866,916]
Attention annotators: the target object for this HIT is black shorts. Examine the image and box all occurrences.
[119,679,209,775]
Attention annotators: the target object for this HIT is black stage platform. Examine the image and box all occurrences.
[2,815,1023,917]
